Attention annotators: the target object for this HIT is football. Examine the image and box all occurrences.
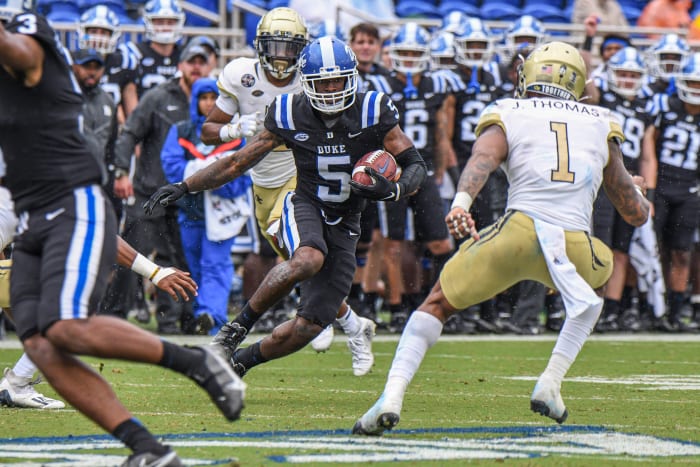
[351,149,401,186]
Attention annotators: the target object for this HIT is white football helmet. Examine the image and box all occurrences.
[454,17,494,68]
[607,47,646,98]
[0,0,30,23]
[78,6,121,55]
[675,52,700,105]
[143,0,185,44]
[388,22,432,74]
[430,31,457,70]
[647,33,690,80]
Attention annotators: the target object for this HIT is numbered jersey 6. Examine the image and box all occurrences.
[381,70,450,170]
[476,98,624,232]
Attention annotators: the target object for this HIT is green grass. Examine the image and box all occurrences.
[1,336,700,465]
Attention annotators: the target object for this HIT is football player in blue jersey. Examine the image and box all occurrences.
[643,52,700,332]
[585,47,658,332]
[145,36,427,377]
[366,23,455,333]
[0,3,243,464]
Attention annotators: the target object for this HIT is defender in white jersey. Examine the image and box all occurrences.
[200,8,376,376]
[353,42,650,435]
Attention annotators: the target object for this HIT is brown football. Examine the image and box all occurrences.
[351,149,401,186]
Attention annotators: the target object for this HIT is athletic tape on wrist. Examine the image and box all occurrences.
[451,192,474,211]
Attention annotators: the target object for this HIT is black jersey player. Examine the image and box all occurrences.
[0,6,243,465]
[145,36,427,377]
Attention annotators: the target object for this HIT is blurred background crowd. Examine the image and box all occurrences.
[2,0,700,338]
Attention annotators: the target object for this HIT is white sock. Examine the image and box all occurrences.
[546,301,603,385]
[13,353,37,379]
[552,300,602,361]
[384,311,443,401]
[337,306,361,336]
[542,353,572,387]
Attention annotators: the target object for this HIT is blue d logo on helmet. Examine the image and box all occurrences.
[300,36,358,114]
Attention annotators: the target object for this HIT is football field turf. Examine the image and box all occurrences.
[1,333,700,465]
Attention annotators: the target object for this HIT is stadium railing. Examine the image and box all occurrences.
[48,0,695,70]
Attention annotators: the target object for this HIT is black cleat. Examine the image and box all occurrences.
[212,322,248,359]
[188,346,246,421]
[121,447,182,467]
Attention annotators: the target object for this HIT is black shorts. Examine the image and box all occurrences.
[592,190,635,253]
[11,185,117,341]
[378,175,449,242]
[279,192,360,327]
[654,185,700,251]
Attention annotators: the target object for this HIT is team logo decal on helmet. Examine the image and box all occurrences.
[516,41,586,101]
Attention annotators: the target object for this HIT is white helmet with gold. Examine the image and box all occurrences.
[516,41,586,101]
[255,7,308,80]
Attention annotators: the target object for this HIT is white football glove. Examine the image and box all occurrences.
[219,111,262,142]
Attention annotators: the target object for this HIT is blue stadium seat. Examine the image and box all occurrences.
[480,2,521,21]
[623,6,642,24]
[490,0,522,6]
[521,3,568,23]
[396,0,443,19]
[47,1,81,23]
[267,0,289,7]
[78,0,126,13]
[36,0,53,15]
[185,0,217,26]
[563,3,573,21]
[438,0,481,18]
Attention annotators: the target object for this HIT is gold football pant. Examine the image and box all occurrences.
[441,211,613,311]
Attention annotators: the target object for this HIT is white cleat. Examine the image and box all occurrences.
[352,394,402,436]
[311,325,334,352]
[530,375,568,424]
[347,317,376,376]
[0,368,65,409]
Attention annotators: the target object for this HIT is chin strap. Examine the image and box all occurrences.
[403,71,418,99]
[468,66,480,93]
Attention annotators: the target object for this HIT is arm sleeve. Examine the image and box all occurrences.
[394,146,427,197]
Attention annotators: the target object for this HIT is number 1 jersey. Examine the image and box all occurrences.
[476,97,624,232]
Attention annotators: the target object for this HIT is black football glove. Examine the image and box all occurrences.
[143,182,188,215]
[349,167,401,201]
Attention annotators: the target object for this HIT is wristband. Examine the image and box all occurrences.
[131,253,159,281]
[451,192,474,211]
[583,36,593,52]
[151,266,176,286]
[646,188,655,203]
